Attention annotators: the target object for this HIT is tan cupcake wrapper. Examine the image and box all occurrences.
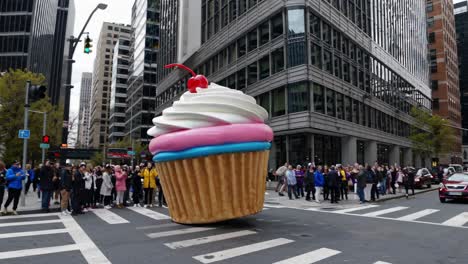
[156,150,269,224]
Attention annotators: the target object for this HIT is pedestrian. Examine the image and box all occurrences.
[327,166,339,204]
[404,167,415,198]
[24,164,34,194]
[39,160,55,213]
[132,166,142,207]
[115,165,128,208]
[286,165,299,200]
[275,163,288,196]
[357,165,367,204]
[94,167,103,206]
[83,164,96,210]
[370,166,380,202]
[323,165,329,200]
[0,161,6,210]
[123,165,131,206]
[53,162,61,205]
[337,165,348,200]
[390,166,397,194]
[60,163,73,215]
[304,164,315,201]
[2,161,26,215]
[156,170,167,208]
[295,165,305,198]
[397,168,404,193]
[71,163,86,215]
[100,165,113,209]
[35,164,42,201]
[380,166,387,195]
[314,166,324,203]
[142,162,157,208]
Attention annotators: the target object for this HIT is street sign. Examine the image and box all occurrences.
[18,130,30,139]
[127,151,136,156]
[40,143,50,149]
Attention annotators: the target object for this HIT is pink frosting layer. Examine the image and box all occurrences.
[149,123,273,154]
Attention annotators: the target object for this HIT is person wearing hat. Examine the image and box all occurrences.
[60,163,73,215]
[2,161,26,215]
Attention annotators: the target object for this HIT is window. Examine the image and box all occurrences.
[344,96,352,121]
[323,50,332,74]
[247,62,258,85]
[326,89,335,117]
[311,44,322,68]
[322,22,331,45]
[259,21,270,46]
[229,0,237,21]
[248,29,258,52]
[431,80,438,90]
[433,98,439,110]
[427,3,433,12]
[237,36,246,58]
[272,87,286,117]
[310,12,320,37]
[239,0,247,15]
[259,55,270,79]
[288,82,309,113]
[271,13,283,39]
[228,43,236,64]
[332,29,341,49]
[287,9,305,35]
[428,32,435,43]
[336,93,344,119]
[352,99,359,124]
[313,83,324,114]
[237,68,246,89]
[258,92,270,115]
[343,62,350,82]
[427,17,434,28]
[272,47,285,74]
[334,55,342,78]
[227,73,237,90]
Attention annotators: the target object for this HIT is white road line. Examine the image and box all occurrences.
[60,215,111,263]
[262,208,270,210]
[0,212,60,220]
[0,228,68,239]
[396,209,440,221]
[0,244,80,260]
[263,204,286,208]
[333,205,380,214]
[273,247,341,264]
[165,230,257,249]
[442,212,468,227]
[136,223,180,230]
[193,238,294,264]
[361,206,408,217]
[0,219,61,227]
[92,209,129,224]
[127,206,171,220]
[147,227,216,239]
[374,261,392,264]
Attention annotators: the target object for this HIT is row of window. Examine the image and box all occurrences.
[0,0,33,12]
[323,0,372,36]
[256,81,411,138]
[0,15,31,33]
[0,35,29,53]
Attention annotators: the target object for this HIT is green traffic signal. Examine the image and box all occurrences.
[84,36,92,54]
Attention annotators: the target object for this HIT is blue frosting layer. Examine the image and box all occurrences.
[153,142,271,162]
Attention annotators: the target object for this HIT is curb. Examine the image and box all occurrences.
[374,187,438,203]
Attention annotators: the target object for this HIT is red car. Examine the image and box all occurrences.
[439,173,468,203]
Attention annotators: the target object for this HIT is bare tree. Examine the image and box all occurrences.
[68,112,79,147]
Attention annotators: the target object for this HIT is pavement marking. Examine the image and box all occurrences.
[193,238,294,264]
[0,212,60,220]
[0,228,68,239]
[60,215,111,263]
[263,204,286,208]
[396,209,440,221]
[374,261,392,264]
[441,212,468,227]
[127,206,171,220]
[333,205,380,214]
[92,209,130,224]
[165,230,257,249]
[272,247,341,264]
[361,206,408,217]
[147,227,216,239]
[0,219,62,227]
[136,223,180,230]
[0,244,80,260]
[262,207,270,210]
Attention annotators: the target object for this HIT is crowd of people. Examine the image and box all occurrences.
[0,160,167,216]
[273,162,420,204]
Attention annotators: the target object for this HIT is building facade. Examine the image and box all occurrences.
[427,0,462,164]
[0,0,75,106]
[154,0,433,169]
[89,22,131,148]
[455,0,468,166]
[109,37,131,144]
[77,72,92,148]
[125,0,160,144]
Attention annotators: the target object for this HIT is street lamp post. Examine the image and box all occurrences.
[62,3,107,155]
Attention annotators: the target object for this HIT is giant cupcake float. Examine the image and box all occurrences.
[147,64,273,224]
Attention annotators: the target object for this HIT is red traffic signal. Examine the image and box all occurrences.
[42,135,50,144]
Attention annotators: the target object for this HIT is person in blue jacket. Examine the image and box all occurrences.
[2,161,26,215]
[314,166,324,203]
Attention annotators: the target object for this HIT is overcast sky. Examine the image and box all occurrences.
[70,0,132,118]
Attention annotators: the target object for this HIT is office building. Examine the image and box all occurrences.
[427,0,462,164]
[89,22,131,148]
[77,72,92,148]
[0,0,75,106]
[155,0,433,168]
[125,0,159,143]
[109,37,131,144]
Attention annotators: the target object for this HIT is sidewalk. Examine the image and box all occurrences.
[1,189,60,213]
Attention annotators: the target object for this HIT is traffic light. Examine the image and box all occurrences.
[84,36,92,54]
[29,85,47,102]
[42,135,50,144]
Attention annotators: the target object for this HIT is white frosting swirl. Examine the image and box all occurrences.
[147,83,269,137]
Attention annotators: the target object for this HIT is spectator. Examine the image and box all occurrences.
[314,166,324,203]
[357,165,367,204]
[60,163,73,215]
[39,160,55,213]
[286,165,298,200]
[2,161,26,215]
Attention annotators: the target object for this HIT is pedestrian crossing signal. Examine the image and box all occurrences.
[42,135,50,144]
[84,36,92,54]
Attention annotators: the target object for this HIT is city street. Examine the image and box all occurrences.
[1,190,467,264]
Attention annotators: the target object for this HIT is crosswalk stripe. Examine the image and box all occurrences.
[361,206,408,217]
[263,204,286,208]
[0,228,68,239]
[396,209,440,221]
[92,209,129,224]
[374,261,392,264]
[442,212,468,226]
[136,223,180,230]
[0,212,60,220]
[127,207,171,220]
[165,230,257,249]
[0,219,61,227]
[333,205,380,214]
[193,238,294,263]
[272,247,341,264]
[147,227,216,239]
[0,244,80,260]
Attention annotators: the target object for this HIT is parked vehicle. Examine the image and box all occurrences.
[414,168,433,188]
[439,173,468,203]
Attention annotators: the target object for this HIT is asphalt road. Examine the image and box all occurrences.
[0,190,467,264]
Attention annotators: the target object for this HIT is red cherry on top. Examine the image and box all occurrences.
[165,64,208,93]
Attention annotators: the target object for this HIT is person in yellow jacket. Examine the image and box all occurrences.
[142,162,157,207]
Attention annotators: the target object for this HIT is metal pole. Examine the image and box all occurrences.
[42,112,47,164]
[21,81,30,207]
